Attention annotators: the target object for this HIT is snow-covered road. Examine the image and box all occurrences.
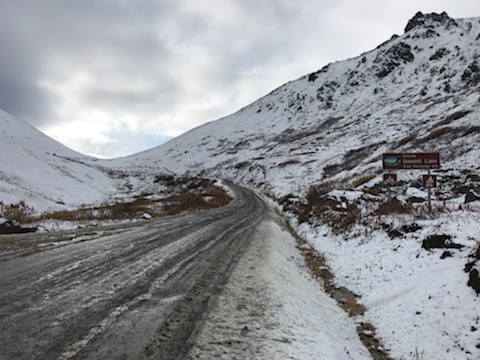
[0,184,371,359]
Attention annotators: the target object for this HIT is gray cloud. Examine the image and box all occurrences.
[0,0,478,157]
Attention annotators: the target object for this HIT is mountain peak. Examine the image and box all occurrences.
[404,11,457,33]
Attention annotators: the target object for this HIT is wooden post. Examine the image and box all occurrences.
[427,169,432,213]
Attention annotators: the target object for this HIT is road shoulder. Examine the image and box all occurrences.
[188,210,371,359]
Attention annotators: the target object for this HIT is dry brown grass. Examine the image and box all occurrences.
[353,174,376,188]
[43,178,232,221]
[345,293,366,316]
[375,198,413,216]
[321,203,362,234]
[0,201,36,223]
[427,126,455,139]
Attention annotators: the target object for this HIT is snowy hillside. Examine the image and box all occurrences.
[1,11,480,359]
[0,110,118,212]
[106,12,480,198]
[101,12,480,359]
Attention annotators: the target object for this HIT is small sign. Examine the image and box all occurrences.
[383,153,440,170]
[383,173,397,187]
[423,175,437,188]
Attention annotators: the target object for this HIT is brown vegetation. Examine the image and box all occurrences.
[0,201,36,223]
[43,177,232,222]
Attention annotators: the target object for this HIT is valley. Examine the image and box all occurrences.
[1,11,480,359]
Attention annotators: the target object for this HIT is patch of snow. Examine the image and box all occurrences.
[190,214,371,359]
[405,187,428,199]
[300,209,480,359]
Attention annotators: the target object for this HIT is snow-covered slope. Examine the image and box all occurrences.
[99,12,480,359]
[107,12,480,198]
[1,11,480,359]
[0,110,117,212]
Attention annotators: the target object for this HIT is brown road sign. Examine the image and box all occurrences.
[383,153,440,170]
[423,174,437,188]
[383,173,397,187]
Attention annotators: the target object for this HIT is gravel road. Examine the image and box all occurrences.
[0,184,264,360]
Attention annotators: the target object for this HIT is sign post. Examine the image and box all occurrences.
[423,171,437,212]
[382,152,440,213]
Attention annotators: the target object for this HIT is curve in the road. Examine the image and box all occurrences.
[0,183,264,360]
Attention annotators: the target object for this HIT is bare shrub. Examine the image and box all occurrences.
[43,178,232,222]
[395,133,417,148]
[353,174,375,188]
[297,182,337,223]
[154,174,176,186]
[0,201,36,223]
[202,186,232,208]
[428,126,455,139]
[415,348,425,360]
[108,201,145,219]
[321,202,362,234]
[375,198,413,216]
[345,293,366,316]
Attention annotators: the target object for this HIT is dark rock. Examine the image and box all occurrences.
[376,42,414,78]
[440,251,453,259]
[422,234,464,250]
[465,262,475,273]
[405,12,457,33]
[468,269,480,295]
[234,161,251,170]
[400,224,422,233]
[308,72,318,82]
[386,224,421,239]
[240,326,249,336]
[465,190,480,204]
[408,196,425,203]
[429,48,450,61]
[462,61,480,86]
[388,229,403,239]
[475,246,480,261]
[0,220,37,234]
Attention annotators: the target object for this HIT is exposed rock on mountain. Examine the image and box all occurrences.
[404,11,458,32]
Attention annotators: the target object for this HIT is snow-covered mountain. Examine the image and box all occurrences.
[0,110,118,212]
[1,11,480,359]
[99,13,480,359]
[2,12,478,212]
[106,12,480,199]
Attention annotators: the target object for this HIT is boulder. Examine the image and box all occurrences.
[465,190,480,204]
[468,269,480,295]
[422,234,463,250]
[0,219,37,234]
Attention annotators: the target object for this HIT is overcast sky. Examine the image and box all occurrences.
[1,1,478,158]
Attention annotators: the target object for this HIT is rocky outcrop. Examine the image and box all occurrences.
[404,12,458,33]
[375,42,414,78]
[0,219,37,234]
